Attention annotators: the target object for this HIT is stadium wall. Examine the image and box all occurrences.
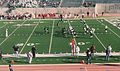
[95,3,120,14]
[0,8,8,15]
[0,7,95,18]
[1,5,120,19]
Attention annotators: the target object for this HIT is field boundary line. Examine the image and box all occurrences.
[2,52,120,57]
[0,17,120,21]
[0,20,27,46]
[19,23,39,53]
[103,19,120,39]
[49,20,55,54]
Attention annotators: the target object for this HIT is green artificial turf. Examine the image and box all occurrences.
[0,19,120,54]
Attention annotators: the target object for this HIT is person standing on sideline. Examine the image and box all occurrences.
[90,44,96,58]
[76,46,80,56]
[86,48,92,64]
[12,45,19,57]
[108,44,112,55]
[9,64,14,71]
[31,46,36,58]
[105,47,110,61]
[27,51,33,64]
[0,48,2,59]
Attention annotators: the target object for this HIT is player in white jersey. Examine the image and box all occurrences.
[92,28,95,33]
[6,28,8,37]
[90,29,93,38]
[105,25,108,32]
[76,46,80,56]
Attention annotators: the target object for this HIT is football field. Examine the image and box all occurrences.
[0,18,120,54]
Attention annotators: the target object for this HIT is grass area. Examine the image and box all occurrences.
[0,56,120,65]
[0,19,120,54]
[0,18,120,64]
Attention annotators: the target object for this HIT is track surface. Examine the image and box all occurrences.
[0,64,120,71]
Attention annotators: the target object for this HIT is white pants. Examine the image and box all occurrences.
[15,51,19,57]
[28,57,32,64]
[76,52,79,56]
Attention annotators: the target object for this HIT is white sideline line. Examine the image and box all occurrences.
[0,20,27,46]
[0,18,112,22]
[49,20,55,54]
[102,19,120,39]
[85,20,106,49]
[19,23,39,53]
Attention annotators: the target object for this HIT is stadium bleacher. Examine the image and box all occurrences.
[0,0,120,8]
[60,0,82,7]
[38,0,60,7]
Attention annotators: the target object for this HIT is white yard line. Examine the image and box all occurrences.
[49,20,55,54]
[67,19,77,45]
[0,20,27,46]
[102,19,120,39]
[0,23,8,28]
[85,20,106,49]
[93,33,106,49]
[19,23,39,54]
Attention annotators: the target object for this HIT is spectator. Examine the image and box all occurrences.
[87,12,89,16]
[90,44,96,58]
[102,12,104,16]
[60,14,63,21]
[82,14,85,18]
